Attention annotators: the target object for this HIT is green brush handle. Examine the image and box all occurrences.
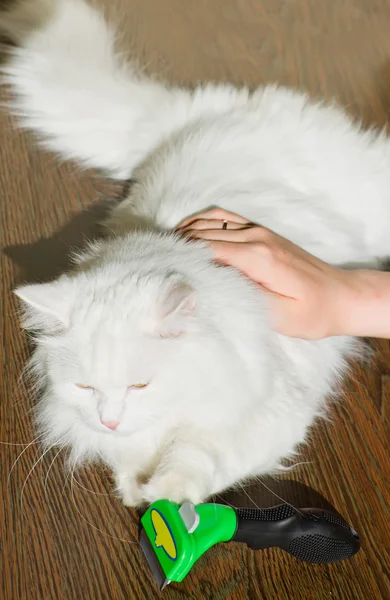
[139,499,237,587]
[191,503,237,559]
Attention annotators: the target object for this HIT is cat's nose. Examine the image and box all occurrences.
[101,419,120,431]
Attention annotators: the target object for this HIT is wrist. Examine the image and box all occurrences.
[324,267,355,337]
[333,268,390,338]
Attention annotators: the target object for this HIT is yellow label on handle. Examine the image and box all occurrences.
[151,508,177,561]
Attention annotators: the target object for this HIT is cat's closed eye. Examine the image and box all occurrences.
[75,383,148,391]
[128,383,148,389]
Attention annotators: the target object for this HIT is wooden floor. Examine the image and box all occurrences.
[1,1,389,598]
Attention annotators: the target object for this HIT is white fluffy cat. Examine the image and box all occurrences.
[1,0,388,507]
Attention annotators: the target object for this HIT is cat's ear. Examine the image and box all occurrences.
[14,279,73,330]
[153,274,196,338]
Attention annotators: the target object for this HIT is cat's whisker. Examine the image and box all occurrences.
[274,460,312,473]
[7,432,47,484]
[237,481,268,514]
[44,446,65,498]
[251,475,304,517]
[12,383,36,410]
[62,454,74,496]
[20,439,66,509]
[70,471,115,497]
[215,494,238,510]
[0,438,40,447]
[19,441,64,532]
[12,396,34,411]
[20,434,68,504]
[23,404,39,419]
[13,373,28,401]
[69,468,138,544]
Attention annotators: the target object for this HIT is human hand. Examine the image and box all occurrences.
[177,208,350,339]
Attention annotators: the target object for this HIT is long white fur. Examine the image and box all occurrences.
[2,0,389,505]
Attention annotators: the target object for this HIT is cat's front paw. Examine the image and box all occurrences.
[115,472,144,507]
[141,470,210,505]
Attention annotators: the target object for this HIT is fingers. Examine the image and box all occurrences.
[179,218,250,232]
[176,207,251,229]
[180,227,254,243]
[179,223,273,246]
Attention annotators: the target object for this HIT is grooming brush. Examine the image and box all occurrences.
[139,499,361,590]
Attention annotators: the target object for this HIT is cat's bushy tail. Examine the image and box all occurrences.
[0,0,189,178]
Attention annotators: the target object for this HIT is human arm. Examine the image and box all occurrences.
[177,208,390,340]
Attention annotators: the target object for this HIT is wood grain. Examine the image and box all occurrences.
[1,1,389,599]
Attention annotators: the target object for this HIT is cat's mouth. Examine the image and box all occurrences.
[93,420,147,437]
[98,423,124,435]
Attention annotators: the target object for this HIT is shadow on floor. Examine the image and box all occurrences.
[2,196,122,285]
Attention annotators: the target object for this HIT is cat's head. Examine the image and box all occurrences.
[15,256,208,448]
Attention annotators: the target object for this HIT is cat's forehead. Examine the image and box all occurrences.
[67,323,158,383]
[72,285,148,325]
[71,314,148,349]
